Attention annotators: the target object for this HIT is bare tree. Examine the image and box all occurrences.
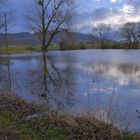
[27,0,74,52]
[92,24,112,49]
[120,22,140,49]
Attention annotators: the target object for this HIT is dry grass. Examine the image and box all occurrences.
[0,92,140,140]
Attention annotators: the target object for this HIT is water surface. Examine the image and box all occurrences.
[0,50,140,132]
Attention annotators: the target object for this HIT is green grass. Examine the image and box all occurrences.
[48,44,60,51]
[0,45,60,55]
[0,46,40,54]
[0,110,65,140]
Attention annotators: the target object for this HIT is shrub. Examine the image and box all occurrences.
[59,40,86,50]
[26,46,36,51]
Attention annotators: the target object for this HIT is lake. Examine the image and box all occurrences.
[0,49,140,132]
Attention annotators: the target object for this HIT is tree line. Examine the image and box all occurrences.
[0,0,140,51]
[92,22,140,49]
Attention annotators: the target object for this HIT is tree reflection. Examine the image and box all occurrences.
[1,53,140,131]
[0,56,12,92]
[28,53,77,111]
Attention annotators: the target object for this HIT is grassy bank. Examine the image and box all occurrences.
[0,45,60,55]
[0,92,140,140]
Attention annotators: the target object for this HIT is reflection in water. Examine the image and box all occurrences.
[0,56,13,92]
[27,54,77,112]
[0,50,140,132]
[91,61,140,76]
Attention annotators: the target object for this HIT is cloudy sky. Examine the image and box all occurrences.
[8,0,140,33]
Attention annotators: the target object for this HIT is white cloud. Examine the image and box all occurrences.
[73,0,140,33]
[74,4,140,33]
[92,0,101,2]
[110,0,118,3]
[110,0,122,3]
[120,4,135,14]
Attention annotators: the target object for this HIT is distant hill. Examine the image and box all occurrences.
[0,32,99,46]
[0,32,39,46]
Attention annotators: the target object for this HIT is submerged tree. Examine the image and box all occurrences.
[120,22,140,49]
[92,24,112,49]
[27,0,74,52]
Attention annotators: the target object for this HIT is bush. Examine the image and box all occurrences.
[59,40,86,50]
[26,46,36,51]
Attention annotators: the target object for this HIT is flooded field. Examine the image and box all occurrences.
[0,50,140,132]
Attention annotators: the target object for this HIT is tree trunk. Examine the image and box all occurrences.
[42,36,46,52]
[45,31,57,51]
[41,4,47,52]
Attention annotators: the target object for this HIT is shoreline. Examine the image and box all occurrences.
[0,92,139,140]
[0,46,140,55]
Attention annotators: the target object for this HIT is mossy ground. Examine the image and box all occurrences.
[0,93,139,140]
